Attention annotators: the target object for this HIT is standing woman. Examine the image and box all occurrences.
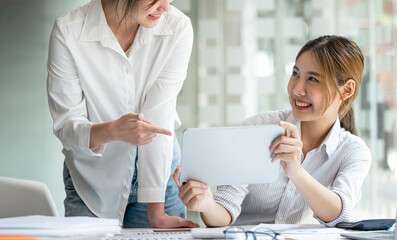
[47,0,196,228]
[174,36,372,227]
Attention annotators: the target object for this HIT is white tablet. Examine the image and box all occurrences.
[180,125,285,186]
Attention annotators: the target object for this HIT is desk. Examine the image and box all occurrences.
[0,216,351,240]
[190,224,348,240]
[33,224,350,240]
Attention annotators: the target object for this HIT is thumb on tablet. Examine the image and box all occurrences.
[173,165,182,188]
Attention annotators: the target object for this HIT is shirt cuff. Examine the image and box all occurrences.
[81,123,106,156]
[314,190,352,227]
[137,187,166,203]
[89,144,106,155]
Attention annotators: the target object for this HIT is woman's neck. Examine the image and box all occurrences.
[300,116,336,156]
[102,0,139,52]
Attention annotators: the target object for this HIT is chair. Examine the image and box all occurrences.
[0,176,58,218]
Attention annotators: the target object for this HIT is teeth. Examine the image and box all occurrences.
[296,101,311,107]
[150,14,160,17]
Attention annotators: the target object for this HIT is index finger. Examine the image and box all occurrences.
[141,119,153,125]
[178,180,208,198]
[279,121,299,139]
[145,124,172,136]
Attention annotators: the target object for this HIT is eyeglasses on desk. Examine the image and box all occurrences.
[224,226,280,240]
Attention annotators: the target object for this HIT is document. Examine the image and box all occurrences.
[0,215,120,237]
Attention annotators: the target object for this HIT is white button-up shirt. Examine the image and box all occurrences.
[46,0,193,221]
[213,109,372,227]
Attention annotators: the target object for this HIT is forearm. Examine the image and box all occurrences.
[201,202,232,227]
[89,122,114,148]
[292,168,342,223]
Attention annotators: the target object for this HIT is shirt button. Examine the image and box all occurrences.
[278,216,283,221]
[125,68,130,74]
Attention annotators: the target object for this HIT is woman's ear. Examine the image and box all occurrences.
[342,79,356,101]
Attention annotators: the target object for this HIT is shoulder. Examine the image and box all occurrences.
[51,1,92,41]
[337,129,372,164]
[54,1,90,29]
[241,109,292,126]
[167,5,191,22]
[163,5,193,37]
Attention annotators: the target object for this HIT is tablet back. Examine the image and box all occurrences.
[180,125,284,186]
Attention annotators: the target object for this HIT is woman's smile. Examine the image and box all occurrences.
[148,13,162,20]
[294,99,312,110]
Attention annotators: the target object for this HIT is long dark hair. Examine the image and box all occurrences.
[296,35,364,135]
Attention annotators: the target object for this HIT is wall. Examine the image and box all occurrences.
[0,0,89,216]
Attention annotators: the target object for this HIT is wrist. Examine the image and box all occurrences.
[290,166,306,182]
[147,203,166,227]
[90,121,117,148]
[201,201,232,227]
[106,120,118,142]
[202,199,218,215]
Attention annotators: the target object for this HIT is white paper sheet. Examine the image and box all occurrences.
[0,215,120,237]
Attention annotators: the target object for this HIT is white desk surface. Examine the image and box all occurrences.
[37,224,350,240]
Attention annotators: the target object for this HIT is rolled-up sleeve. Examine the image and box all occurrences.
[47,20,105,157]
[213,185,249,224]
[137,19,194,202]
[315,141,372,227]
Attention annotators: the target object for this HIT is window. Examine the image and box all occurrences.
[173,0,397,220]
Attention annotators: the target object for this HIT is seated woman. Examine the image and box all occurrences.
[173,35,372,227]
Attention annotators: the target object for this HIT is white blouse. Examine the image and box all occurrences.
[46,0,193,221]
[213,109,372,227]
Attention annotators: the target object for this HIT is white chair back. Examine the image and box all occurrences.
[0,176,58,218]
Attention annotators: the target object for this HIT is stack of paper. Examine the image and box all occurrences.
[0,215,120,237]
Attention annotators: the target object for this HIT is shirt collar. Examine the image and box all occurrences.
[150,13,173,36]
[135,14,173,48]
[79,0,173,46]
[79,0,113,42]
[319,115,341,158]
[286,111,341,159]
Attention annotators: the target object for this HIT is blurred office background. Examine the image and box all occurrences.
[0,0,396,222]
